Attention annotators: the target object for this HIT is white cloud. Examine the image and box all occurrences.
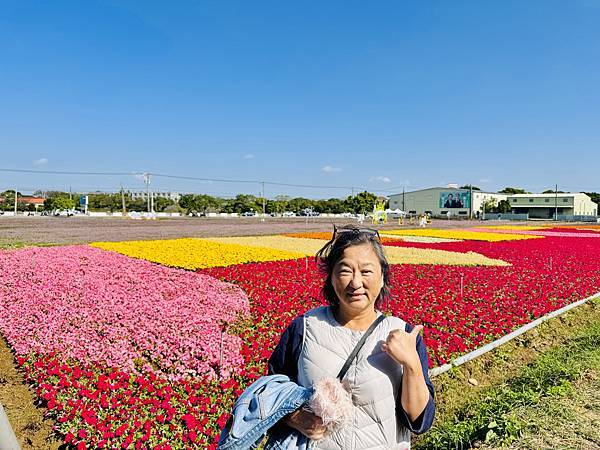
[370,176,392,183]
[33,158,48,166]
[479,178,490,183]
[243,154,255,160]
[322,165,342,173]
[132,172,146,181]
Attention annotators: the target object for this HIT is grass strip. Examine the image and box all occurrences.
[415,297,600,449]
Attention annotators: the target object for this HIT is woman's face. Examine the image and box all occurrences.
[331,243,383,316]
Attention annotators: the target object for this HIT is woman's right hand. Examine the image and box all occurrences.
[284,408,326,440]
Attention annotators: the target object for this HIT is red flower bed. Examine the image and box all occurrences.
[204,237,600,368]
[7,236,600,448]
[18,353,244,449]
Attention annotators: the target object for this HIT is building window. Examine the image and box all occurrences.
[545,199,550,203]
[563,198,569,203]
[458,211,468,215]
[512,198,517,202]
[441,211,448,214]
[529,198,534,203]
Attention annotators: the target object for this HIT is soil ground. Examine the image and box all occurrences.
[0,335,62,449]
[0,216,509,245]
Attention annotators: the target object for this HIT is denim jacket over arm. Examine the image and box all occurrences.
[217,374,313,450]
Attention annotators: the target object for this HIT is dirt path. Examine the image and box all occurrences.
[0,337,61,449]
[0,216,498,245]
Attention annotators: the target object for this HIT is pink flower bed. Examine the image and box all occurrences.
[0,246,249,380]
[469,227,600,238]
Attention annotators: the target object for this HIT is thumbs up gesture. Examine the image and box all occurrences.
[381,325,423,369]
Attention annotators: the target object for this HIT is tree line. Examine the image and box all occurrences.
[178,191,377,214]
[2,188,599,215]
[0,189,379,214]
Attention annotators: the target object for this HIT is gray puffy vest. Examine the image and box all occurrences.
[298,306,412,450]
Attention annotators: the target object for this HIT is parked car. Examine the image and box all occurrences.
[53,209,74,217]
[240,211,256,217]
[282,211,296,217]
[299,208,320,217]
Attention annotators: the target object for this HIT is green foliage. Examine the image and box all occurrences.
[152,196,177,212]
[482,198,497,213]
[318,198,347,214]
[88,193,121,212]
[179,194,223,213]
[223,194,262,213]
[496,199,511,213]
[0,190,19,211]
[44,195,75,211]
[344,191,377,214]
[286,197,313,213]
[460,185,481,191]
[171,191,374,215]
[499,187,528,194]
[415,317,600,449]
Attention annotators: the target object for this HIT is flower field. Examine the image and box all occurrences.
[91,238,304,269]
[384,228,543,241]
[2,226,600,448]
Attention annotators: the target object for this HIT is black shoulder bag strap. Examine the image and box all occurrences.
[337,314,385,381]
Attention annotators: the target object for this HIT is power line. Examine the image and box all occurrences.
[0,168,136,176]
[0,167,400,194]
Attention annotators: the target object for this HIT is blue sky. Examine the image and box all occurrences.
[1,0,599,198]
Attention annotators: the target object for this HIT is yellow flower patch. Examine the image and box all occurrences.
[539,224,600,231]
[479,225,545,231]
[380,234,460,243]
[207,236,325,256]
[385,247,509,266]
[90,238,304,269]
[284,232,334,240]
[208,235,508,266]
[284,232,400,244]
[385,229,542,242]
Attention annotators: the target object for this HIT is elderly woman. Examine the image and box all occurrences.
[268,225,435,449]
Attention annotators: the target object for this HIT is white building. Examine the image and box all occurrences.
[509,193,597,219]
[388,187,598,219]
[129,191,181,202]
[388,187,507,218]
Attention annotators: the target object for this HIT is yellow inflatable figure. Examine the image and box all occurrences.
[371,201,387,225]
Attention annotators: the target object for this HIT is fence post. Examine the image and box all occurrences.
[0,402,21,450]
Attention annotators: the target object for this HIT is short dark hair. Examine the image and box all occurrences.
[316,225,391,309]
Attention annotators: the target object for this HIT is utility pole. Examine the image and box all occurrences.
[261,181,266,217]
[402,186,405,212]
[554,183,558,221]
[143,173,151,213]
[121,183,126,215]
[469,185,473,219]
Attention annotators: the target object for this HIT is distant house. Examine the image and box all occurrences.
[20,196,45,209]
[0,195,45,209]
